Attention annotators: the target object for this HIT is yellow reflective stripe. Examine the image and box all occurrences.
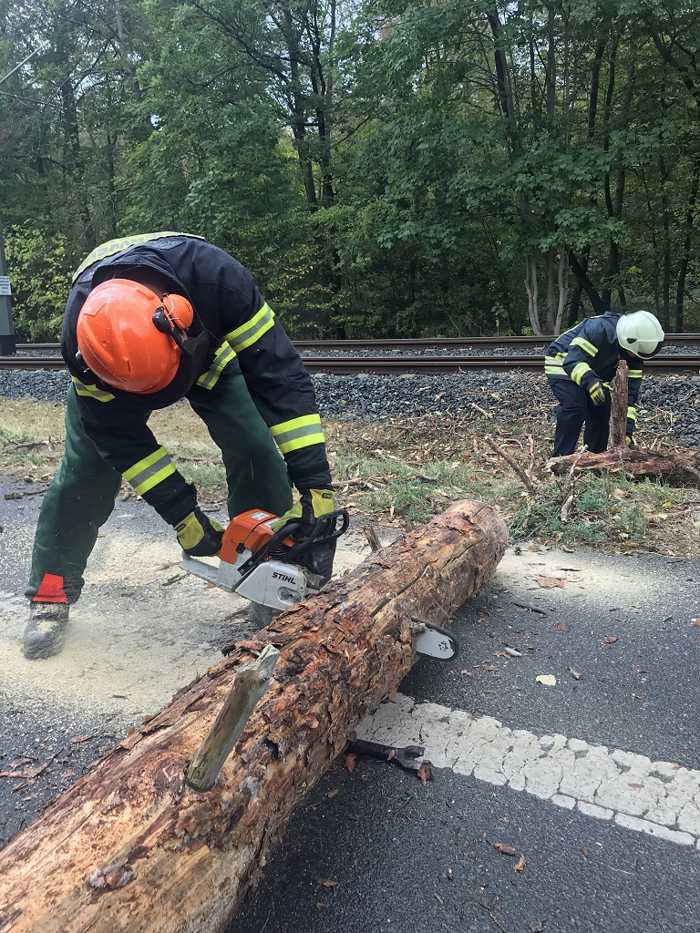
[123,446,176,494]
[570,362,592,386]
[270,414,325,454]
[225,303,275,353]
[196,341,237,390]
[627,406,638,422]
[628,369,643,379]
[134,463,177,495]
[276,432,326,454]
[72,231,204,282]
[71,376,115,402]
[544,353,567,375]
[123,446,168,482]
[571,336,598,357]
[270,414,321,436]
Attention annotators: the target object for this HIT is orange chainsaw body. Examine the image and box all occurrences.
[219,509,291,565]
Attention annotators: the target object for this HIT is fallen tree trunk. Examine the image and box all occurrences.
[0,500,507,933]
[548,445,700,485]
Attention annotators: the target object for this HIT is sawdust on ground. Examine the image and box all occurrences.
[0,523,369,728]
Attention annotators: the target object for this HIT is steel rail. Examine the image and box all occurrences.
[14,333,700,352]
[2,355,699,374]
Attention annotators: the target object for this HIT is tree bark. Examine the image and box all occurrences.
[548,446,700,486]
[608,359,628,449]
[554,249,569,334]
[0,501,508,933]
[675,156,700,331]
[524,254,541,334]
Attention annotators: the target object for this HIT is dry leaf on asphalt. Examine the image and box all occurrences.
[344,752,358,773]
[515,854,526,872]
[535,674,557,687]
[417,761,433,785]
[553,622,569,633]
[536,575,567,589]
[601,634,619,647]
[492,841,517,856]
[318,879,338,888]
[0,763,48,780]
[692,618,700,627]
[568,668,584,681]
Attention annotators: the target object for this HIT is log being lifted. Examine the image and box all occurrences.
[0,500,507,933]
[549,360,700,486]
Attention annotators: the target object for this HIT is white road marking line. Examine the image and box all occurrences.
[357,694,700,849]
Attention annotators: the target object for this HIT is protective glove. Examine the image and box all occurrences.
[586,379,606,406]
[271,488,336,583]
[176,507,224,556]
[625,434,636,448]
[270,488,335,532]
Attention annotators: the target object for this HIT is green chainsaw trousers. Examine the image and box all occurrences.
[26,373,292,604]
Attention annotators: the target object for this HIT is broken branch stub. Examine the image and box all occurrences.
[608,359,628,450]
[186,644,279,792]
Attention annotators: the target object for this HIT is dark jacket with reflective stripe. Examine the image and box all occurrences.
[61,234,331,525]
[545,312,643,431]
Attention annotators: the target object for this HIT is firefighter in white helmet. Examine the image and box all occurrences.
[544,310,664,456]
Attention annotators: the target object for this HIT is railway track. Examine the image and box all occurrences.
[2,355,699,374]
[14,333,700,352]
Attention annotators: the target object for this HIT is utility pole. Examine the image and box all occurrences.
[0,236,16,354]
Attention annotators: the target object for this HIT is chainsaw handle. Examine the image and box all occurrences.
[286,508,350,559]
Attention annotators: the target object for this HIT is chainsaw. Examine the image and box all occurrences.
[181,507,457,660]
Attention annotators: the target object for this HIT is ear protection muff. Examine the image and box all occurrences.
[152,294,195,349]
[151,293,215,363]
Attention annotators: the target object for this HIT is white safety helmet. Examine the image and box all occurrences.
[616,310,665,359]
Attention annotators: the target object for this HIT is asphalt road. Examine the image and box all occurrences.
[1,478,698,932]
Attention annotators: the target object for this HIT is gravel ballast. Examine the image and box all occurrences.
[1,369,699,447]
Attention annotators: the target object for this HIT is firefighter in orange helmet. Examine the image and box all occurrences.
[23,233,335,659]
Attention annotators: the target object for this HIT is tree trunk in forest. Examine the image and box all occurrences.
[554,249,569,334]
[545,248,556,332]
[54,6,92,249]
[659,154,672,327]
[524,255,541,334]
[0,501,508,933]
[675,157,700,331]
[569,249,605,313]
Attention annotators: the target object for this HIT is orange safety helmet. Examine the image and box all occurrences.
[76,279,194,393]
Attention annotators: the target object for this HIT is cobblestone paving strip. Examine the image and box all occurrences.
[358,694,700,849]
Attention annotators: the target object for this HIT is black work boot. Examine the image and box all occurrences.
[22,602,70,660]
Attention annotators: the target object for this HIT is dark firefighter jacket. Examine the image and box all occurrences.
[62,232,331,526]
[545,311,643,434]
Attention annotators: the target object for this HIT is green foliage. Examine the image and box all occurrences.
[1,0,700,336]
[4,227,71,340]
[510,473,654,545]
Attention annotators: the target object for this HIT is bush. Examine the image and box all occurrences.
[4,227,72,340]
